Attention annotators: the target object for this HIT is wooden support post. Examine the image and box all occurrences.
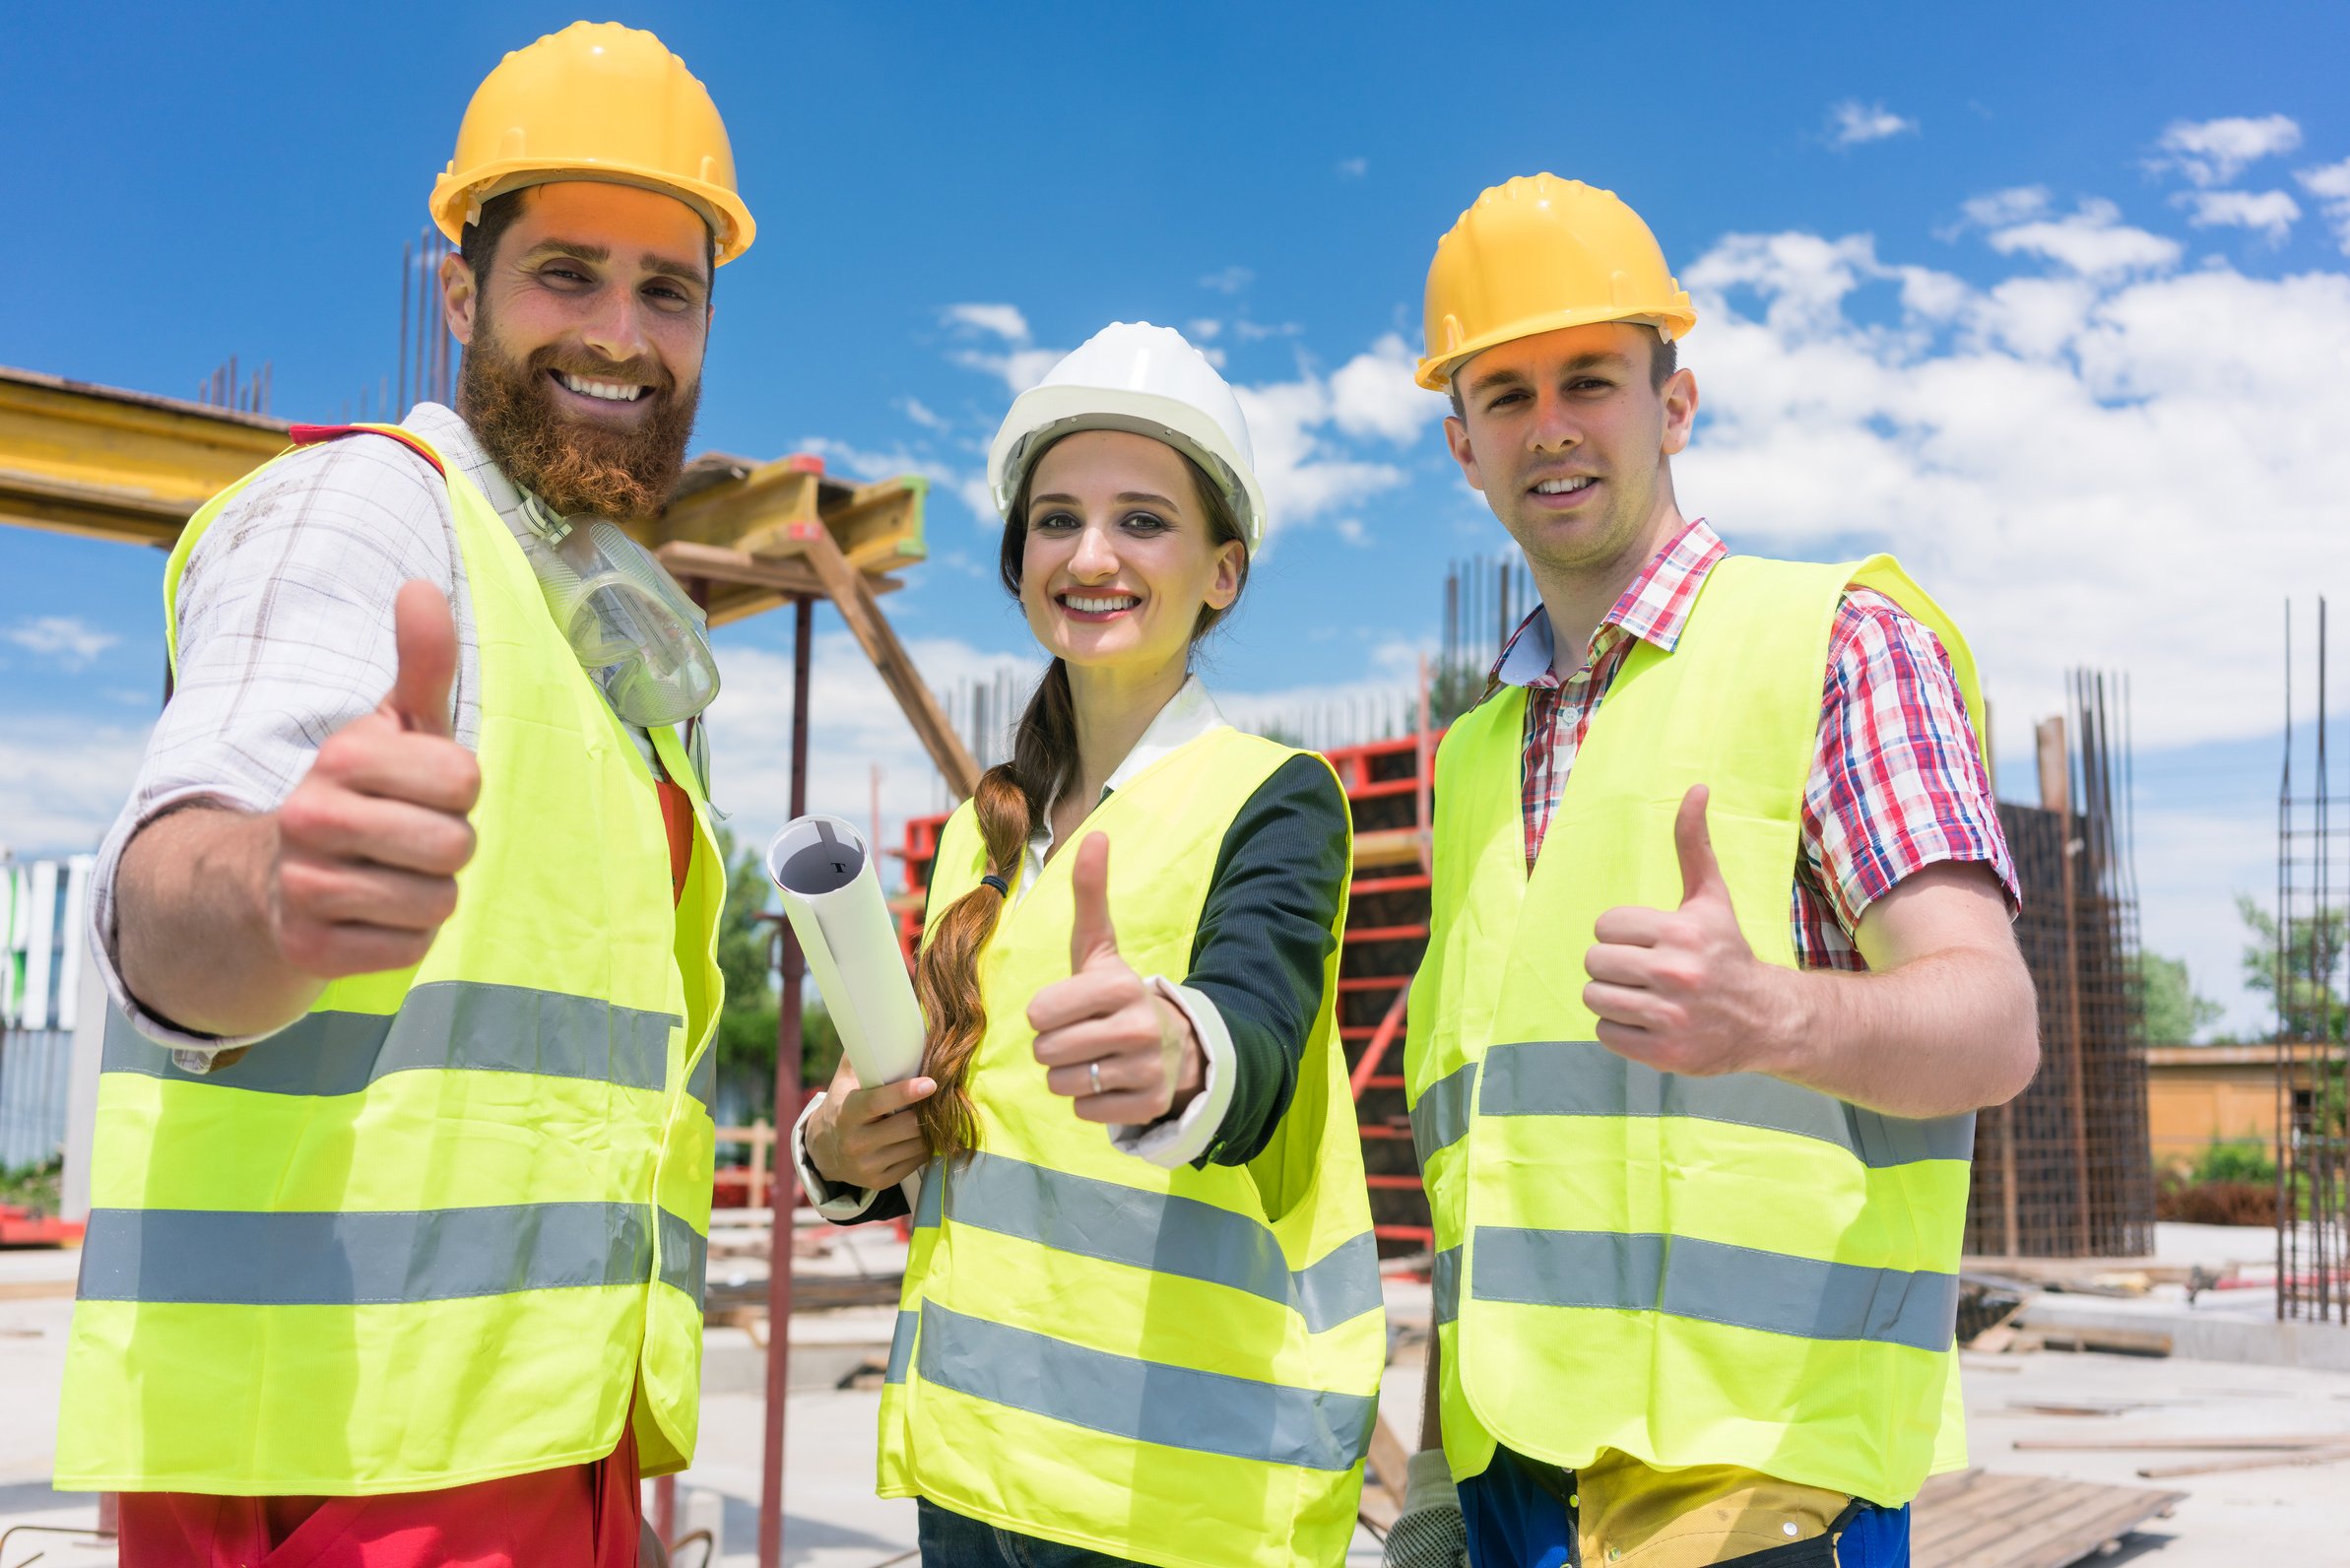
[786,521,982,800]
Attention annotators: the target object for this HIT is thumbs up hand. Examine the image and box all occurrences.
[1027,832,1205,1125]
[1582,786,1799,1077]
[267,581,484,978]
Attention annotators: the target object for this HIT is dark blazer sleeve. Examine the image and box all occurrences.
[1181,752,1351,1167]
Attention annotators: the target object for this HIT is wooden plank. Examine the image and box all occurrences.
[830,477,928,571]
[2137,1443,2350,1478]
[1917,1470,2184,1568]
[2014,1433,2350,1452]
[1923,1473,2087,1561]
[792,522,981,799]
[1954,1485,2184,1568]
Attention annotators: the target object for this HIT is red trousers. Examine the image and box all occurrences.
[116,1423,642,1568]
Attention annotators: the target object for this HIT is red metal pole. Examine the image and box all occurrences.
[757,595,815,1568]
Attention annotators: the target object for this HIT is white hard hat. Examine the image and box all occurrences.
[986,322,1269,555]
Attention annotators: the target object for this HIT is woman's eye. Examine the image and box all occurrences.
[1121,511,1169,533]
[1033,510,1079,531]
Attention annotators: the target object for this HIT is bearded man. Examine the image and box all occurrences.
[57,25,751,1567]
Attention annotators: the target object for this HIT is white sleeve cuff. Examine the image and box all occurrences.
[1109,977,1237,1169]
[791,1089,881,1220]
[90,785,296,1064]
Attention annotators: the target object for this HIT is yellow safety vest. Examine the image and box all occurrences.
[1406,555,1984,1505]
[878,727,1384,1568]
[56,426,724,1495]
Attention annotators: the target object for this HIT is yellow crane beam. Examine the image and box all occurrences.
[0,362,976,798]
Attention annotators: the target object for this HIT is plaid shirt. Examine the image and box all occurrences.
[1491,519,2017,969]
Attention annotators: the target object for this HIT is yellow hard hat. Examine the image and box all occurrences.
[430,22,754,265]
[1416,174,1694,391]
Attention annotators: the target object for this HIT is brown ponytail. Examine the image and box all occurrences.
[913,438,1247,1157]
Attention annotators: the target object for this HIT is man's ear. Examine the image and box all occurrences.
[1660,369,1699,458]
[1443,413,1487,494]
[441,253,479,349]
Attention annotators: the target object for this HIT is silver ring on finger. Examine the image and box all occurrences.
[1087,1060,1103,1097]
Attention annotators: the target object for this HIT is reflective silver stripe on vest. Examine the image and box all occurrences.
[915,1301,1376,1472]
[943,1150,1380,1333]
[913,1160,945,1229]
[1477,1041,1975,1167]
[101,984,682,1097]
[657,1207,706,1305]
[78,1203,656,1306]
[1431,1246,1462,1327]
[883,1308,919,1385]
[1470,1227,1960,1353]
[1409,1062,1478,1171]
[685,1050,717,1112]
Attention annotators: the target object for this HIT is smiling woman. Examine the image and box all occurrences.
[794,323,1383,1568]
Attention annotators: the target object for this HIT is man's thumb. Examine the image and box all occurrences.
[1674,784,1729,907]
[387,580,458,739]
[1069,832,1119,970]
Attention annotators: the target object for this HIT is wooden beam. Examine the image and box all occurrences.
[784,521,981,800]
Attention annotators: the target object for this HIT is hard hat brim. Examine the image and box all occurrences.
[1415,301,1697,392]
[430,161,756,265]
[988,387,1268,555]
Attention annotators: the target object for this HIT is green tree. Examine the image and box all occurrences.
[2132,950,2223,1044]
[2235,894,2346,1041]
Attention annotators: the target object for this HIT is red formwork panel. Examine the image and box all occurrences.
[895,729,1446,1256]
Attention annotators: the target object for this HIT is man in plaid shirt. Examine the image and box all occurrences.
[1388,176,2039,1568]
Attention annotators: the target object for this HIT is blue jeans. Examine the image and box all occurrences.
[1459,1452,1912,1567]
[916,1498,1153,1568]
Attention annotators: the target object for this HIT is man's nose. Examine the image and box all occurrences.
[1528,391,1581,454]
[578,285,654,366]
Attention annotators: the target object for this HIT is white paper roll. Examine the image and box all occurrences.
[764,815,926,1087]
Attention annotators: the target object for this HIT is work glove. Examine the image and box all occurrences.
[1383,1448,1469,1568]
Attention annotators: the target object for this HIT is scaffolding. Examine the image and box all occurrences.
[2275,599,2349,1323]
[1965,674,2157,1259]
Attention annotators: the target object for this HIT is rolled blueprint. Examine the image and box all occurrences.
[764,815,925,1088]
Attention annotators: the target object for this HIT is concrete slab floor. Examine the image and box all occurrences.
[6,1233,2346,1567]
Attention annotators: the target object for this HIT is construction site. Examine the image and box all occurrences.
[3,15,2349,1564]
[2,354,2345,1564]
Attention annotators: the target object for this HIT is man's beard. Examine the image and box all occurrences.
[458,320,700,521]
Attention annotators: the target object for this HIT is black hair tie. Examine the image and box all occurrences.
[981,874,1010,895]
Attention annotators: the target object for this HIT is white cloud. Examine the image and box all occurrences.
[4,616,118,670]
[1985,197,2182,278]
[1232,373,1407,538]
[1959,186,2050,229]
[1326,333,1447,445]
[897,396,946,431]
[1186,318,1223,342]
[942,302,1030,342]
[1826,99,1918,148]
[2296,157,2350,253]
[1199,266,1255,295]
[1672,212,2350,768]
[1336,157,1369,181]
[2149,113,2302,186]
[2173,187,2301,244]
[0,716,150,855]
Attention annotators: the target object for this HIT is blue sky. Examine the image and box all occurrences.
[6,1,2349,1033]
